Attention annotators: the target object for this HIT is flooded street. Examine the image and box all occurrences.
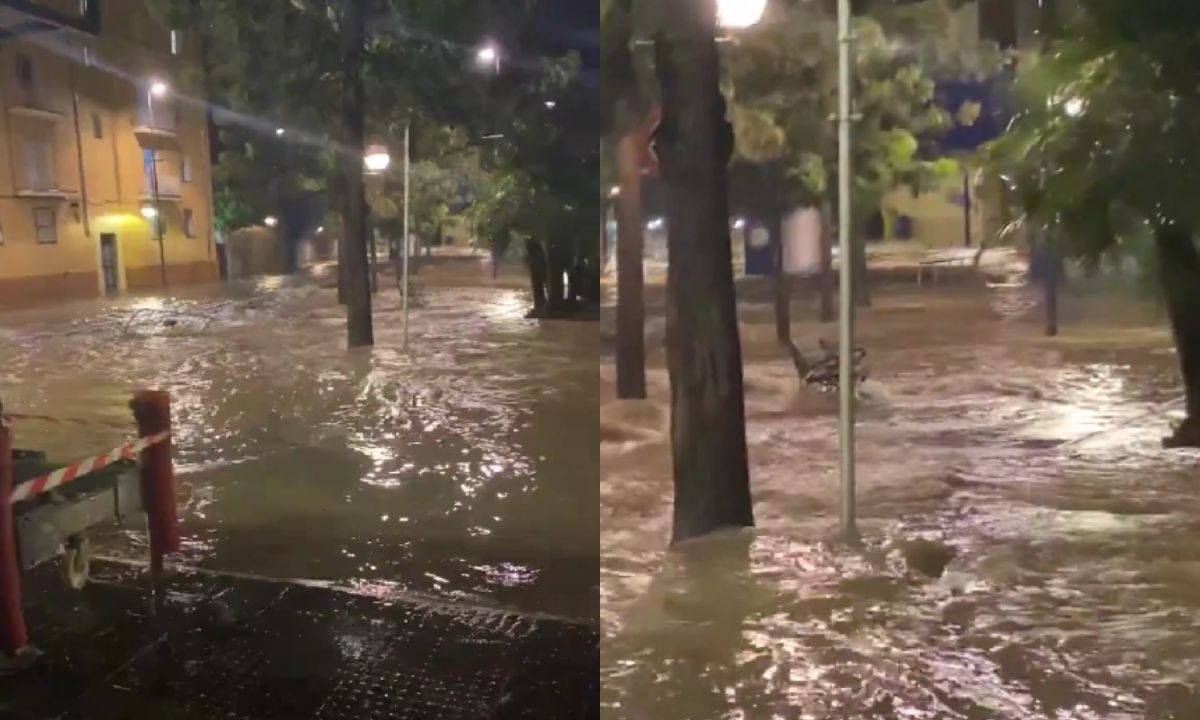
[0,276,598,622]
[601,279,1200,718]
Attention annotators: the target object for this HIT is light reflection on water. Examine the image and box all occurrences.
[0,278,598,621]
[601,284,1200,718]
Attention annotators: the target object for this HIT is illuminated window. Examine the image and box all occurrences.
[182,154,193,182]
[184,209,195,238]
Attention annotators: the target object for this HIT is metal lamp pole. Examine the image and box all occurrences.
[837,0,857,539]
[148,91,166,288]
[402,122,411,350]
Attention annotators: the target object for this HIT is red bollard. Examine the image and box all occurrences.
[0,421,29,654]
[130,391,179,577]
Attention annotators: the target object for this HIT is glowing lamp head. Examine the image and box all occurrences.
[140,205,158,219]
[149,80,169,98]
[718,0,767,29]
[264,216,278,227]
[476,44,498,65]
[364,146,392,174]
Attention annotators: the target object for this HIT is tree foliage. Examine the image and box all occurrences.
[990,0,1200,264]
[723,0,962,220]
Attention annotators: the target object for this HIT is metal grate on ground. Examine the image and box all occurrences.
[0,561,598,720]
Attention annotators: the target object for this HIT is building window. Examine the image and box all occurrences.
[170,30,180,56]
[23,131,55,191]
[184,209,195,238]
[182,154,193,182]
[92,112,103,139]
[15,54,33,93]
[33,207,56,244]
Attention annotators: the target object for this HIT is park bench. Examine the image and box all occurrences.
[917,248,978,285]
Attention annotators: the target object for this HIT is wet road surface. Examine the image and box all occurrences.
[0,277,598,622]
[601,280,1200,719]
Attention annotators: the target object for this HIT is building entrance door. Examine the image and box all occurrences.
[100,234,119,294]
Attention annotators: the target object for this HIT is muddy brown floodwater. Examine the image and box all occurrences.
[0,275,598,622]
[601,278,1200,719]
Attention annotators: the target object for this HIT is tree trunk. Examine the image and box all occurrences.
[526,238,548,313]
[852,223,871,307]
[337,211,347,304]
[770,210,790,345]
[339,0,372,347]
[615,128,647,399]
[1044,262,1059,337]
[1156,225,1200,439]
[819,198,834,323]
[548,247,567,311]
[657,0,754,544]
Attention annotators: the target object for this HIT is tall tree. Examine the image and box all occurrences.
[339,0,373,347]
[990,0,1200,446]
[603,0,649,397]
[655,0,754,543]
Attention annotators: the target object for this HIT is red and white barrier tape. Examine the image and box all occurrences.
[2,413,129,431]
[9,431,170,505]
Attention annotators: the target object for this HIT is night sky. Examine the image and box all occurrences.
[536,0,598,78]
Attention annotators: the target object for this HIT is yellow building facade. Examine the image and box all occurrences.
[0,0,216,306]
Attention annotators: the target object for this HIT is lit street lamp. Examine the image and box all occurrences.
[264,216,278,227]
[140,205,158,219]
[364,145,391,174]
[146,77,170,288]
[717,0,767,29]
[476,42,500,73]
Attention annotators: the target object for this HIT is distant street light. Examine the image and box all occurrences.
[476,42,500,73]
[145,78,169,288]
[733,217,746,229]
[276,127,286,136]
[140,205,158,219]
[717,0,767,28]
[364,145,391,174]
[264,216,278,227]
[544,100,556,109]
[608,186,620,198]
[317,226,325,234]
[646,217,664,231]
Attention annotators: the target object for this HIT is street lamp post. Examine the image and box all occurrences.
[364,145,391,297]
[836,0,857,540]
[147,79,169,288]
[402,123,411,349]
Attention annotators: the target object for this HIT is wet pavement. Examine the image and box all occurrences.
[1,560,598,720]
[601,277,1200,719]
[0,277,597,622]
